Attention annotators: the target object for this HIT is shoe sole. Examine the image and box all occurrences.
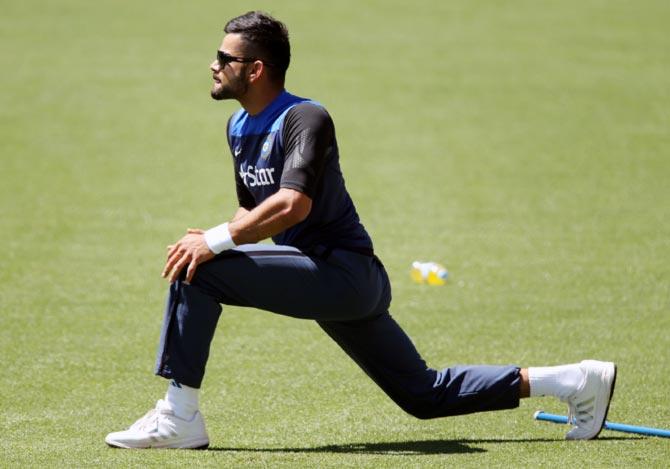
[106,439,209,450]
[591,363,617,440]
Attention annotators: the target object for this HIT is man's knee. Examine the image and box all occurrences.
[392,392,444,420]
[187,259,225,293]
[400,401,441,420]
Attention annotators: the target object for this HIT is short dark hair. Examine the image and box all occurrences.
[224,11,290,84]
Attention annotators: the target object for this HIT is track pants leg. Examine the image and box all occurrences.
[318,313,521,419]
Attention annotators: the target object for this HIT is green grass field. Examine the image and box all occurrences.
[1,0,669,467]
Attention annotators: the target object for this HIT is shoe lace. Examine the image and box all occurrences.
[564,370,590,427]
[567,402,576,426]
[130,400,167,432]
[565,395,595,427]
[138,410,160,432]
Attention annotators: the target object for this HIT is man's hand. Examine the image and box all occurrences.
[162,228,215,284]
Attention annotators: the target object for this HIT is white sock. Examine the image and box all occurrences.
[528,364,585,400]
[165,380,200,420]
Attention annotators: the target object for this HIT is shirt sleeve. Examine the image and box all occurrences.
[228,114,256,210]
[280,103,334,198]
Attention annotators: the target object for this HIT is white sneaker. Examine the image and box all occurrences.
[564,360,617,440]
[105,399,209,449]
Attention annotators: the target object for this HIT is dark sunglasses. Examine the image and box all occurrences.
[216,50,256,66]
[216,50,276,68]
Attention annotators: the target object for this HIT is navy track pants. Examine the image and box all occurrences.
[154,244,520,419]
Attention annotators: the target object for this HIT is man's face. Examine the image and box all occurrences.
[210,33,251,101]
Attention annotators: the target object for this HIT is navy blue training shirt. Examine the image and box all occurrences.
[226,90,373,253]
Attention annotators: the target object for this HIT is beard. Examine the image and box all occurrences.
[211,68,249,101]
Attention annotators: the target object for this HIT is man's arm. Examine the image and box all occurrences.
[162,188,311,283]
[231,206,250,222]
[228,188,310,245]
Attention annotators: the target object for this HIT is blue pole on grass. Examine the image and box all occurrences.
[534,411,670,438]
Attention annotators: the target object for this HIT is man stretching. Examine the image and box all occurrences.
[106,11,616,449]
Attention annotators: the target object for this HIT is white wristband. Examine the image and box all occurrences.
[204,222,237,254]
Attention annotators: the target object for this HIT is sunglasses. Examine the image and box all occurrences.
[216,50,276,68]
[216,50,256,66]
